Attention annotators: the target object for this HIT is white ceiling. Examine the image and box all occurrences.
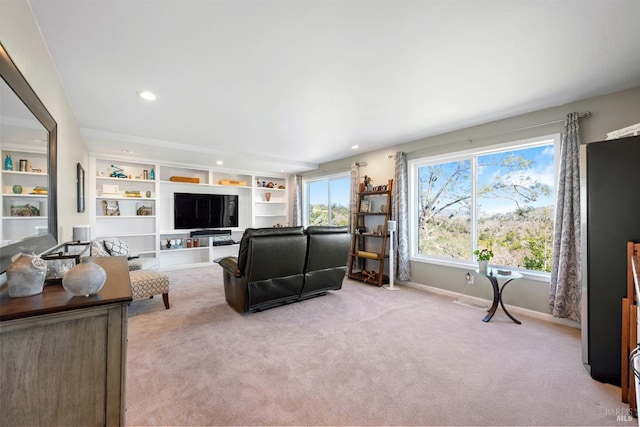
[28,0,640,174]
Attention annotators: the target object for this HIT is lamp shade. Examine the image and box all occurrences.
[72,225,91,243]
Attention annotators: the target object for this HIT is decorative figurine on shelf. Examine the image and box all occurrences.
[109,164,127,178]
[4,154,13,171]
[363,175,373,191]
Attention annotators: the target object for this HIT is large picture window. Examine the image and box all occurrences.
[411,135,559,274]
[304,175,350,226]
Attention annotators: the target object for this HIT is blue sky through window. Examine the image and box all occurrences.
[309,177,350,206]
[478,144,554,214]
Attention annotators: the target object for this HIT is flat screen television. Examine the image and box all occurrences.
[174,193,238,229]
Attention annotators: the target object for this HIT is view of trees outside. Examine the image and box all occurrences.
[417,144,555,272]
[307,177,350,226]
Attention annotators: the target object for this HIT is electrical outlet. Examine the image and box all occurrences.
[466,272,474,285]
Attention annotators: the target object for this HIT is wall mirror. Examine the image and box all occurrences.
[0,42,58,271]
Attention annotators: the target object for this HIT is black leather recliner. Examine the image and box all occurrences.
[217,226,350,312]
[301,226,350,299]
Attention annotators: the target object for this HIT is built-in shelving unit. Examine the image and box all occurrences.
[89,156,289,269]
[254,176,288,228]
[92,158,158,258]
[1,148,49,243]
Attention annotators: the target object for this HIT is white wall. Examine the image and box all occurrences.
[0,0,89,242]
[307,85,640,317]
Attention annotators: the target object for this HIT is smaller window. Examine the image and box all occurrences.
[304,175,350,227]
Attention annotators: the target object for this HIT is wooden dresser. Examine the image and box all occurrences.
[0,256,132,426]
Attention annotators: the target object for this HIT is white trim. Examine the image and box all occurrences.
[408,255,551,282]
[399,280,579,329]
[606,122,640,140]
[408,134,558,168]
[303,171,350,183]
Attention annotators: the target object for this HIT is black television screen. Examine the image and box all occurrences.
[174,193,238,229]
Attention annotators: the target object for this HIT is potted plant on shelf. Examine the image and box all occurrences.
[474,248,494,274]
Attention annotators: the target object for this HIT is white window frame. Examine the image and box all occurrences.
[408,134,561,282]
[302,172,350,227]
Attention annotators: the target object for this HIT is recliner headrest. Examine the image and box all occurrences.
[237,226,304,271]
[305,226,349,235]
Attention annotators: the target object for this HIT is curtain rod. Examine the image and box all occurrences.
[468,112,592,144]
[381,112,593,160]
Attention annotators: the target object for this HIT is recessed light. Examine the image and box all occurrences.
[351,144,359,150]
[216,160,223,165]
[121,149,134,154]
[137,91,157,101]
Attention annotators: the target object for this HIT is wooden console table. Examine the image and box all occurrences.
[0,256,132,426]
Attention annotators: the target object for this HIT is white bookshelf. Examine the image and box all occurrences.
[90,156,289,269]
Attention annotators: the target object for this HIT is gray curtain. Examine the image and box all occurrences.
[350,162,360,233]
[292,174,303,226]
[549,112,582,321]
[393,152,411,281]
[350,162,363,270]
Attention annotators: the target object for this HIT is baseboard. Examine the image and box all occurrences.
[398,280,580,329]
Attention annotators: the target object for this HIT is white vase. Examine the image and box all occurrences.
[6,251,47,298]
[63,259,107,297]
[478,260,489,274]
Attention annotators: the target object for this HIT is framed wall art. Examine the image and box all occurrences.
[77,162,85,212]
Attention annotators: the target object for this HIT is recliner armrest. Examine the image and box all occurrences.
[216,256,241,277]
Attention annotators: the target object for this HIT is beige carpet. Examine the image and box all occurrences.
[126,266,634,426]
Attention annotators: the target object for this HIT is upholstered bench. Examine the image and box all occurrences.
[129,269,170,309]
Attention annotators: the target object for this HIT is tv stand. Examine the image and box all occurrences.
[158,230,241,269]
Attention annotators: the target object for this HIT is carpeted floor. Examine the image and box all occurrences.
[126,266,634,426]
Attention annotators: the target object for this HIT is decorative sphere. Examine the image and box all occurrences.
[63,259,107,297]
[12,184,22,194]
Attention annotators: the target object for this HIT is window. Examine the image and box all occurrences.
[305,175,350,226]
[410,135,559,274]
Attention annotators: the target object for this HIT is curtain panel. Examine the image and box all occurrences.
[393,152,411,281]
[549,112,582,321]
[292,174,303,227]
[351,162,363,270]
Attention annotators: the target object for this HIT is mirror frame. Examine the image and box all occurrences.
[0,42,58,272]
